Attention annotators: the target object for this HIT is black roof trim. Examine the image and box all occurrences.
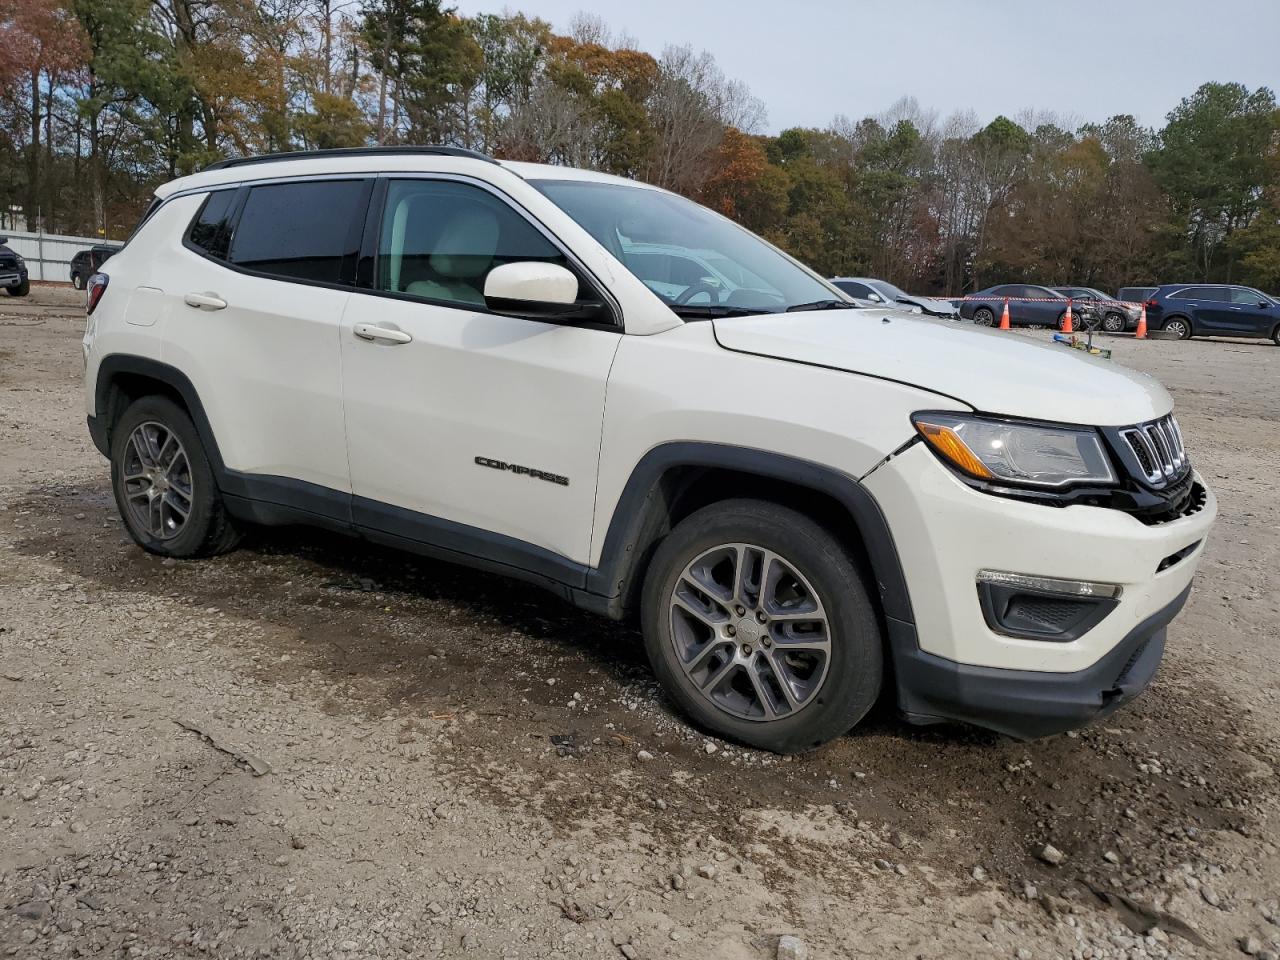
[202,145,499,173]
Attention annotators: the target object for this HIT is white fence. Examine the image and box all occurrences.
[0,229,124,283]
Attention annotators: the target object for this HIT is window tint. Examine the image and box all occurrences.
[376,179,578,309]
[1230,286,1263,304]
[228,179,366,284]
[833,280,873,299]
[1197,287,1230,302]
[188,190,237,260]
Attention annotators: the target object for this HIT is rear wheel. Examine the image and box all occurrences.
[1103,312,1126,333]
[641,499,883,753]
[110,396,241,558]
[72,273,84,290]
[1163,317,1192,340]
[973,307,995,326]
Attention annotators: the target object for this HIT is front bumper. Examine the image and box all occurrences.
[888,585,1186,739]
[0,271,23,288]
[862,441,1215,737]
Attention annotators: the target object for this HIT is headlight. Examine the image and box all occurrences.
[14,255,24,267]
[912,412,1116,488]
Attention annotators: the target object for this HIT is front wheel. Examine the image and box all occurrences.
[72,274,84,290]
[110,396,241,558]
[1162,317,1192,340]
[641,499,883,753]
[1103,312,1126,333]
[5,279,29,297]
[973,307,995,326]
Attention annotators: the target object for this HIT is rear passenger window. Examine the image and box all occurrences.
[228,179,367,285]
[187,190,237,259]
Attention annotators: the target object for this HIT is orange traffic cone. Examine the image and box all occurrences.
[999,298,1011,330]
[1135,303,1148,339]
[1062,299,1074,334]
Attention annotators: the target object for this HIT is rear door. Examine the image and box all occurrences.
[339,175,621,570]
[162,177,370,512]
[1189,287,1234,333]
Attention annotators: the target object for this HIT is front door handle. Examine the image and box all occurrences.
[353,322,412,344]
[184,292,227,310]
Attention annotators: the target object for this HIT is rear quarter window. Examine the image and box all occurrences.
[187,190,238,260]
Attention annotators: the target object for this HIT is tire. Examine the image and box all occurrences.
[1057,311,1075,332]
[973,307,995,326]
[641,498,883,753]
[1103,312,1126,333]
[5,279,29,297]
[1162,317,1192,340]
[1271,324,1279,346]
[110,396,241,558]
[72,273,84,290]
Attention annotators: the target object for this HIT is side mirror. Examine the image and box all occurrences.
[1260,301,1271,309]
[483,261,606,323]
[868,293,883,302]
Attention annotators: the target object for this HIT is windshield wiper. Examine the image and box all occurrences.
[785,299,856,312]
[668,304,775,319]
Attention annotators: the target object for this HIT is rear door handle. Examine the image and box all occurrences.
[353,322,412,344]
[184,292,227,310]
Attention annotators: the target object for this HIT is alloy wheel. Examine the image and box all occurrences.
[121,421,194,540]
[1164,319,1190,340]
[668,542,831,722]
[973,308,995,326]
[1103,313,1125,333]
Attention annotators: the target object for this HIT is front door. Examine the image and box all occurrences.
[339,177,621,574]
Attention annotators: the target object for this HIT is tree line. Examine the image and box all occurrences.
[2,0,1278,294]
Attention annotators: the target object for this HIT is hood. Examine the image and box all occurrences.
[906,295,959,315]
[712,309,1172,427]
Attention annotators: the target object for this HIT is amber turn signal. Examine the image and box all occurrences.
[914,420,994,479]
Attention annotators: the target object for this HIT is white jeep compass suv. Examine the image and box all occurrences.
[82,146,1217,753]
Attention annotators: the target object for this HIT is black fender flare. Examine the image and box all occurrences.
[582,442,915,627]
[90,354,227,474]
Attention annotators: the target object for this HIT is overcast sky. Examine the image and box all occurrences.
[452,0,1280,133]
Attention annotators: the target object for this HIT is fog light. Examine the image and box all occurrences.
[976,570,1121,642]
[976,569,1122,600]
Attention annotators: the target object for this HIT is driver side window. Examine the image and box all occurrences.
[376,179,579,310]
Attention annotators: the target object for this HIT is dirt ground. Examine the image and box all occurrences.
[1,286,1278,960]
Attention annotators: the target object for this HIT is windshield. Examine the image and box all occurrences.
[533,179,837,316]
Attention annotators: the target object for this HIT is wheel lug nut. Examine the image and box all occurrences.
[756,611,767,623]
[740,644,752,656]
[726,625,736,637]
[735,605,745,616]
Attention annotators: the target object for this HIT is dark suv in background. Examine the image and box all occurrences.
[0,237,29,297]
[1145,284,1280,344]
[70,245,120,290]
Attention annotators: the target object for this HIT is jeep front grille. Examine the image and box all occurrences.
[1119,415,1186,485]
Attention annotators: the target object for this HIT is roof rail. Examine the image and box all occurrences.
[202,145,499,172]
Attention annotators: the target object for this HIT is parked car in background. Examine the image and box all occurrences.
[70,245,121,290]
[1117,286,1157,306]
[830,277,959,318]
[959,284,1098,330]
[0,237,29,297]
[1144,284,1280,344]
[1054,286,1140,333]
